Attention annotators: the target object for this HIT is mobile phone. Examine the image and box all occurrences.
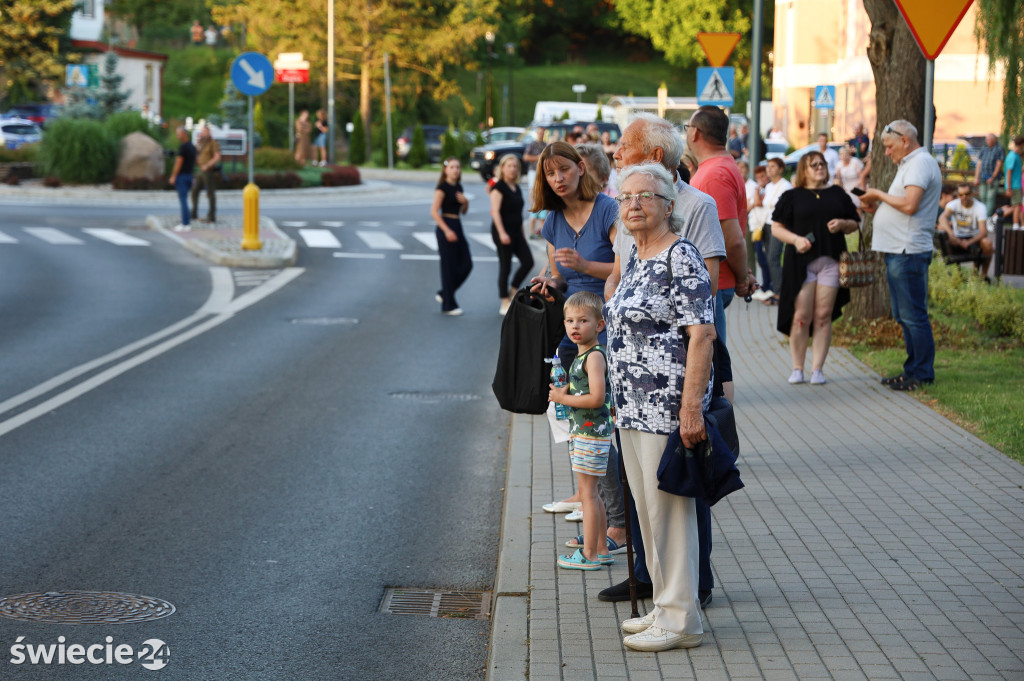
[851,187,866,196]
[805,232,816,244]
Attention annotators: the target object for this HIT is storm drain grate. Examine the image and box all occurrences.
[290,317,359,325]
[379,588,490,620]
[389,391,480,402]
[0,591,176,625]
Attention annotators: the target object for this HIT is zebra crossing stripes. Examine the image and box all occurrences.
[412,232,438,250]
[467,233,497,250]
[321,221,344,228]
[280,221,309,227]
[0,230,18,244]
[298,229,342,248]
[23,227,84,245]
[82,228,150,246]
[355,230,403,249]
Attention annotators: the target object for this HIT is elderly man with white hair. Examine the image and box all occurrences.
[861,119,942,392]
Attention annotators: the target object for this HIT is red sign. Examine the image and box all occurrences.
[275,69,309,84]
[892,0,974,60]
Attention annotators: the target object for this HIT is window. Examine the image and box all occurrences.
[79,0,95,18]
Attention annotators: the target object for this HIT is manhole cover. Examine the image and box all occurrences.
[0,591,176,625]
[290,317,359,325]
[389,391,480,402]
[379,588,490,620]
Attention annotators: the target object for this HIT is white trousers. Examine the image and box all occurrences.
[619,428,703,635]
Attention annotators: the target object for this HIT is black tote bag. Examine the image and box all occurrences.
[492,286,566,414]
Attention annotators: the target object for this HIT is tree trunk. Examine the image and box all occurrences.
[848,0,928,322]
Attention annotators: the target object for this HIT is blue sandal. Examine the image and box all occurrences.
[557,548,604,570]
[565,535,628,555]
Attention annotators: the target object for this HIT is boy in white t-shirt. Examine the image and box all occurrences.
[938,183,993,275]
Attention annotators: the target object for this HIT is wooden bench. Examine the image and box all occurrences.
[934,230,988,266]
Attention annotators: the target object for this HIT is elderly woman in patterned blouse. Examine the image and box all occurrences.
[603,162,716,653]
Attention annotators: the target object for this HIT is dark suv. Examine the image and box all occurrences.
[469,121,621,180]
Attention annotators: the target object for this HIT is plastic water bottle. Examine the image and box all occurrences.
[545,356,569,420]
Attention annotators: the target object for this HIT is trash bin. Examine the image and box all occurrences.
[1004,228,1024,275]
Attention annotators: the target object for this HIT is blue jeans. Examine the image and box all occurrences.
[713,289,735,348]
[884,252,935,382]
[175,174,193,226]
[754,224,773,292]
[977,181,997,217]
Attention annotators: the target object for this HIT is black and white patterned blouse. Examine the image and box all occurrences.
[604,237,715,435]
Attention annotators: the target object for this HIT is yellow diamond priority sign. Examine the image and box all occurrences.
[696,33,742,68]
[892,0,974,60]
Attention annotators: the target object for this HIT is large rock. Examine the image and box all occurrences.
[116,131,164,180]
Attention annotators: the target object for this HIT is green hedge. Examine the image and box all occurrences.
[929,259,1024,342]
[39,118,118,184]
[104,111,161,142]
[0,144,40,163]
[253,147,302,171]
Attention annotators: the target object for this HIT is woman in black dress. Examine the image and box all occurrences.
[490,154,533,315]
[770,151,860,385]
[430,157,471,316]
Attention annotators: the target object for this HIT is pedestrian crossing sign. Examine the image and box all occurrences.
[65,64,99,88]
[696,67,735,107]
[814,85,836,110]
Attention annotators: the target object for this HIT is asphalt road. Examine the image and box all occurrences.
[0,183,518,679]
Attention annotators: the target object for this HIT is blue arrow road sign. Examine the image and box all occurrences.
[696,67,734,107]
[231,52,274,96]
[814,85,836,110]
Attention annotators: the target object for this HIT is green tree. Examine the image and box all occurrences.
[612,0,751,67]
[0,0,78,105]
[349,112,366,164]
[219,79,246,128]
[408,123,428,168]
[210,0,499,159]
[97,51,131,116]
[441,128,458,161]
[974,0,1023,136]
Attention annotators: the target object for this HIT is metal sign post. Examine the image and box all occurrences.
[230,52,274,251]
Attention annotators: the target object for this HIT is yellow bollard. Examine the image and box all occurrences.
[241,182,262,251]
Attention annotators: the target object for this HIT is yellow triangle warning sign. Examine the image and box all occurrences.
[696,33,741,68]
[893,0,974,60]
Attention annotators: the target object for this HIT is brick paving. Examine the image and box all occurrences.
[488,300,1024,681]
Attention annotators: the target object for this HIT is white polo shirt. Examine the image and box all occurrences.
[872,146,942,255]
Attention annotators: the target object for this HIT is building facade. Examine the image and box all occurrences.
[771,0,1005,147]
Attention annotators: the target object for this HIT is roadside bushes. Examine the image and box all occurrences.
[39,118,118,184]
[929,259,1024,342]
[104,111,161,142]
[321,165,360,186]
[407,124,428,168]
[253,146,301,171]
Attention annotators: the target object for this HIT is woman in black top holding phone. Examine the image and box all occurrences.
[430,157,472,316]
[770,151,859,386]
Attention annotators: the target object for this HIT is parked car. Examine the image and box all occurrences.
[783,142,846,172]
[0,118,43,150]
[396,124,461,164]
[765,140,788,161]
[1,103,59,128]
[482,126,525,144]
[469,120,621,180]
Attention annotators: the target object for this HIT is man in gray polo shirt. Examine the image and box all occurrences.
[861,119,941,392]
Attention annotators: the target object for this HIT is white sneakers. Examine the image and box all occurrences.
[565,509,583,522]
[810,369,827,385]
[620,612,655,634]
[623,626,702,652]
[788,369,804,384]
[542,500,581,514]
[442,308,463,316]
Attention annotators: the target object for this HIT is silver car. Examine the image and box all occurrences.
[0,118,42,150]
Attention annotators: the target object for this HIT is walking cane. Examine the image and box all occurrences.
[614,428,639,619]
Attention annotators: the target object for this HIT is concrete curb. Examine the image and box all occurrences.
[486,413,533,681]
[145,214,297,269]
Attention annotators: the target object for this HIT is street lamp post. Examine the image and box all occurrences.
[505,43,515,127]
[485,31,495,130]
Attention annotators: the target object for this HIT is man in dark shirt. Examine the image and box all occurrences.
[848,123,870,159]
[168,127,196,230]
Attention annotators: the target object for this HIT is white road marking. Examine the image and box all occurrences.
[468,233,497,250]
[0,268,303,439]
[332,252,385,259]
[83,228,151,246]
[24,227,84,245]
[394,221,417,227]
[321,221,344,228]
[401,254,441,261]
[298,229,342,248]
[412,232,438,250]
[463,220,484,228]
[0,230,18,244]
[356,230,403,250]
[281,221,309,227]
[359,221,382,227]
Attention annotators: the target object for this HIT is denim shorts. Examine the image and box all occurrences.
[805,255,840,287]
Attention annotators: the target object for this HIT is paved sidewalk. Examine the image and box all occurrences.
[488,300,1024,681]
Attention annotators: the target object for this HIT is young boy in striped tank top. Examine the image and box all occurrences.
[548,291,614,570]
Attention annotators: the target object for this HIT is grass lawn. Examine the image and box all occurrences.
[835,309,1024,465]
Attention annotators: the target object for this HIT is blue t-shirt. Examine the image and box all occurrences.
[1005,151,1022,190]
[540,192,618,297]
